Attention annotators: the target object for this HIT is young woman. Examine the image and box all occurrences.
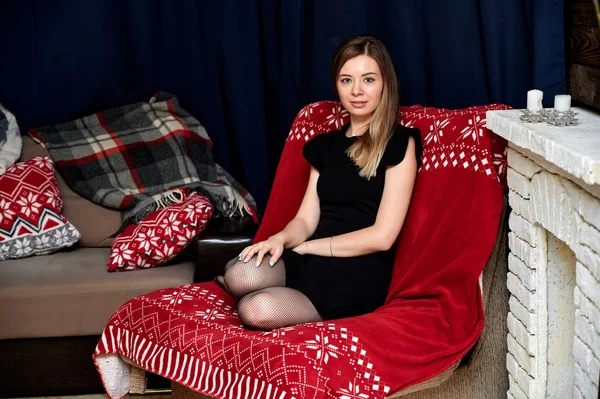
[216,35,422,330]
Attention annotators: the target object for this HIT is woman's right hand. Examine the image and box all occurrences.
[239,235,285,268]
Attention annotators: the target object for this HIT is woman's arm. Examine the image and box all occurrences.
[240,166,321,265]
[294,137,417,257]
[273,167,321,249]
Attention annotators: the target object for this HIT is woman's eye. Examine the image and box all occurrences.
[340,78,351,84]
[364,77,375,83]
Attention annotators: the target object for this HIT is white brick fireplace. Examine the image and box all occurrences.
[487,108,600,399]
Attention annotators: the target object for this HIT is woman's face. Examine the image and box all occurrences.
[336,55,384,121]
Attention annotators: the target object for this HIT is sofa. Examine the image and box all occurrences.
[2,101,511,399]
[0,137,256,397]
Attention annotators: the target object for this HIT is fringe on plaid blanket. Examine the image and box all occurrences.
[122,175,257,228]
[30,92,258,230]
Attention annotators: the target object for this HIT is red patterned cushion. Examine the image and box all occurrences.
[107,193,213,272]
[0,156,80,261]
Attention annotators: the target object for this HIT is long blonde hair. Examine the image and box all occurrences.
[331,36,400,179]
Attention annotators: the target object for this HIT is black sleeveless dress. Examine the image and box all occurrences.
[282,123,422,320]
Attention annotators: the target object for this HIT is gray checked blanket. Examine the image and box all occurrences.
[30,92,258,229]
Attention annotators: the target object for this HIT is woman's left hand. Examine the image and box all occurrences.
[239,235,285,267]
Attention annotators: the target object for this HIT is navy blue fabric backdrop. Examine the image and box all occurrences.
[0,0,565,210]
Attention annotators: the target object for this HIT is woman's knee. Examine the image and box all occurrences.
[224,256,238,270]
[222,259,249,297]
[223,253,278,279]
[223,254,285,298]
[222,256,261,295]
[237,292,275,329]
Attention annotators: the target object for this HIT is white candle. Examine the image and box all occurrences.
[554,94,571,113]
[527,89,544,112]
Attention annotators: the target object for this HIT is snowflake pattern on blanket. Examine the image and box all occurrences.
[95,283,391,399]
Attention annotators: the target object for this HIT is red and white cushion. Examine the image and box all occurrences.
[0,156,80,261]
[107,193,213,272]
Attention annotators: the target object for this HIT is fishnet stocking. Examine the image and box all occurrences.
[215,255,322,330]
[219,255,286,298]
[238,287,322,330]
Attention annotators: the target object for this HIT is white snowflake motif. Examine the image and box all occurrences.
[160,290,182,305]
[112,243,134,265]
[0,199,15,224]
[159,213,182,236]
[53,228,70,246]
[265,325,296,338]
[493,147,507,179]
[459,115,486,144]
[194,308,227,321]
[325,105,349,130]
[16,192,42,217]
[134,256,152,269]
[153,244,175,261]
[14,238,32,256]
[180,229,195,243]
[338,381,370,399]
[400,119,415,128]
[183,202,199,220]
[33,157,53,170]
[297,103,318,121]
[135,229,159,251]
[35,234,50,248]
[10,162,28,173]
[305,332,339,364]
[196,202,211,213]
[160,290,195,306]
[425,118,450,146]
[45,189,61,209]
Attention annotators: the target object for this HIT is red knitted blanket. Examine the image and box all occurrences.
[95,102,509,399]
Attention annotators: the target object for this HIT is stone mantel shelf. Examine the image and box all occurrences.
[486,108,600,186]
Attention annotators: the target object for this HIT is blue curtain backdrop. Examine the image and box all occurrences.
[0,0,565,211]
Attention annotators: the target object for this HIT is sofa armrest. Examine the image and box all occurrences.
[204,215,258,235]
[193,216,256,282]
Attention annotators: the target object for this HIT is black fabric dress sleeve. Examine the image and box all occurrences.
[380,125,423,169]
[302,133,330,172]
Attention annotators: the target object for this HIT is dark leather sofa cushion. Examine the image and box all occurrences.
[193,215,256,282]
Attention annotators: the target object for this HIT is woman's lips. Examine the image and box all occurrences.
[350,101,367,108]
